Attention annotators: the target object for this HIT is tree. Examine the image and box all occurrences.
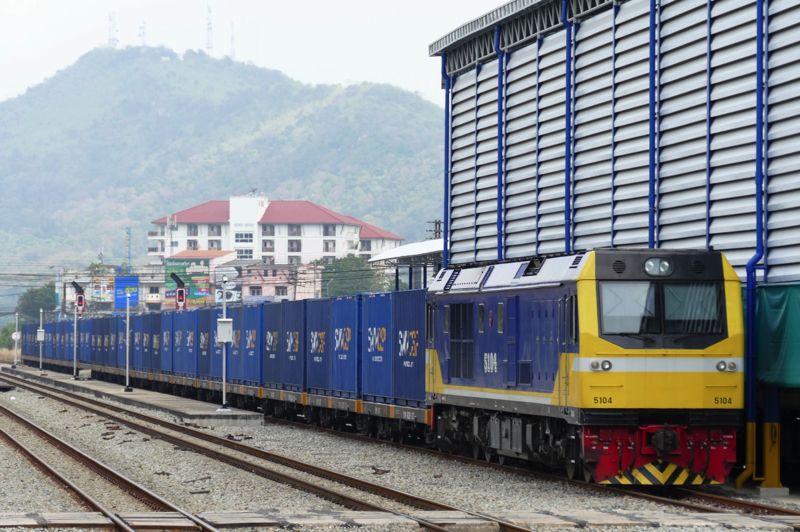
[16,282,56,322]
[0,322,15,349]
[320,256,385,297]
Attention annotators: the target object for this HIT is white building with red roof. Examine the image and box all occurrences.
[148,194,403,265]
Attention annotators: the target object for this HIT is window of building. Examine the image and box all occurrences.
[235,232,253,243]
[170,241,178,248]
[276,286,288,296]
[288,224,302,236]
[323,240,336,253]
[288,255,301,265]
[187,239,198,250]
[262,239,274,252]
[237,249,253,259]
[208,240,222,250]
[288,239,302,252]
[249,286,262,296]
[449,303,474,379]
[262,224,275,236]
[208,224,222,237]
[149,286,159,294]
[360,254,371,261]
[323,224,337,236]
[361,240,372,251]
[322,256,335,265]
[262,256,275,265]
[187,224,199,236]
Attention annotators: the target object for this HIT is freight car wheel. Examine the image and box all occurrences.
[471,443,482,460]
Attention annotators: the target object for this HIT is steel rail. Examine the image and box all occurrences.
[0,373,454,532]
[0,401,216,532]
[260,413,800,520]
[0,423,136,532]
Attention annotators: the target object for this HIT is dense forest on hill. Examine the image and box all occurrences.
[0,47,442,265]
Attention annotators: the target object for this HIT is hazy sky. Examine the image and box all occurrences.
[0,0,502,105]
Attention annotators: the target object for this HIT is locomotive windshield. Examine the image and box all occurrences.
[599,281,725,347]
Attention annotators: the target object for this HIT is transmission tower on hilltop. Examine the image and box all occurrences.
[206,5,213,56]
[107,12,119,48]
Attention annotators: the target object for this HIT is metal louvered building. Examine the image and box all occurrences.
[430,0,800,284]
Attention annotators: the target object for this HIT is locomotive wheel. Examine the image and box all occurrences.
[566,459,582,480]
[583,464,594,483]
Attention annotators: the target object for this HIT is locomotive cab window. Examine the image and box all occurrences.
[599,280,726,348]
[478,304,485,333]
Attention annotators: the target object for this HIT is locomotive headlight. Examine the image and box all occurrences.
[727,361,737,372]
[590,360,600,371]
[644,258,674,277]
[716,361,728,372]
[601,360,613,371]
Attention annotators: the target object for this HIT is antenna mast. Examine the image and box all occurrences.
[108,12,119,48]
[138,21,147,46]
[206,5,213,56]
[230,22,235,60]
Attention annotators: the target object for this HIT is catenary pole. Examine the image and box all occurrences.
[124,293,132,392]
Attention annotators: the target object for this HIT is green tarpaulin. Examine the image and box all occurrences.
[757,284,800,387]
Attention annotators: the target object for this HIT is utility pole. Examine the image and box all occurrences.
[37,308,45,375]
[12,312,18,368]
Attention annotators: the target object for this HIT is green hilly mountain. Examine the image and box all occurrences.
[0,47,443,265]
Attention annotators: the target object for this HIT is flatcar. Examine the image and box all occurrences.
[21,248,743,485]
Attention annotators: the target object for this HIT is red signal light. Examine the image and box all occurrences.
[76,294,85,313]
[176,288,187,309]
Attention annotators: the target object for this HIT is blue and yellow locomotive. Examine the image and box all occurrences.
[428,248,743,484]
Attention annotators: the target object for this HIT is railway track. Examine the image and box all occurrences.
[259,407,800,521]
[0,401,215,532]
[0,371,532,532]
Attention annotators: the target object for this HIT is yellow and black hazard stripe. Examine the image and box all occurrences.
[600,460,720,486]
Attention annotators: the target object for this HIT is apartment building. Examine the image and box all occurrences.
[148,195,402,264]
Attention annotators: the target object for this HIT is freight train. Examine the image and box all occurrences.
[21,248,743,485]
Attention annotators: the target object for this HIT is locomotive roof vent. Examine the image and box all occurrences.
[690,260,705,274]
[569,254,584,269]
[522,257,546,277]
[612,260,626,274]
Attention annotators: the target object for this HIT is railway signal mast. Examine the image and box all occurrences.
[72,282,85,380]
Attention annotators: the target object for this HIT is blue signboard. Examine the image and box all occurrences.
[115,276,140,309]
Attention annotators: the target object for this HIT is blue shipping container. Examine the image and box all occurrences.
[173,310,199,377]
[280,301,306,391]
[331,296,360,398]
[262,302,281,388]
[79,319,92,364]
[160,312,174,374]
[210,307,223,380]
[392,290,426,406]
[306,299,332,395]
[226,306,243,383]
[361,293,393,402]
[116,316,126,369]
[197,308,212,380]
[132,315,144,370]
[44,322,55,360]
[148,313,161,372]
[241,304,263,386]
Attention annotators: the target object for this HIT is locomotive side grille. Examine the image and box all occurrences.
[612,260,626,274]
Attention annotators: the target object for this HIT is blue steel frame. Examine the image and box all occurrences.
[534,38,543,256]
[610,4,619,247]
[472,63,482,263]
[441,54,451,267]
[562,0,573,254]
[647,0,659,249]
[745,0,766,427]
[495,27,506,260]
[704,0,713,250]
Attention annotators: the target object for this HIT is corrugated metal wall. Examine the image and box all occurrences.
[442,0,800,282]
